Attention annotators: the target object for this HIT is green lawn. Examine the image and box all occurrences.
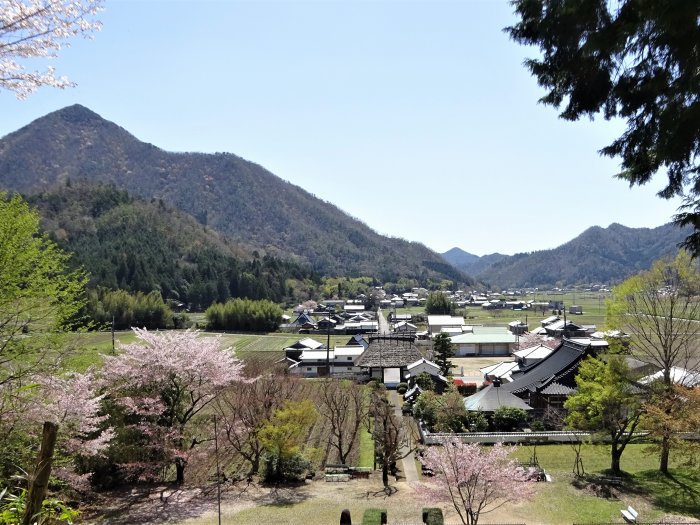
[511,442,700,524]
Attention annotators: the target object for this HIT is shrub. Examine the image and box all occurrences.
[491,406,529,432]
[467,411,489,432]
[362,508,387,525]
[397,382,408,394]
[262,451,311,483]
[530,420,545,431]
[422,507,444,525]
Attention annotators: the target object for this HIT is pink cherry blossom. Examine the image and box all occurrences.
[418,439,535,525]
[100,328,246,483]
[0,0,103,98]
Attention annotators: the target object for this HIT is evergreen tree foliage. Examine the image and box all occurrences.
[508,1,700,255]
[425,292,455,315]
[432,333,455,377]
[27,182,318,309]
[491,407,528,432]
[205,298,283,332]
[86,288,174,329]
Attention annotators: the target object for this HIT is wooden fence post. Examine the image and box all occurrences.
[22,421,58,525]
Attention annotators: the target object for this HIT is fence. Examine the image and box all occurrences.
[421,428,591,445]
[419,426,700,445]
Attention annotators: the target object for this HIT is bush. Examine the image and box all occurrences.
[262,452,310,483]
[491,406,529,431]
[362,508,387,525]
[422,507,444,525]
[467,411,489,432]
[397,382,408,394]
[530,420,545,431]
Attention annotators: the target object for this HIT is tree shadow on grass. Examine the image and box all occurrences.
[632,470,700,519]
[363,485,399,499]
[89,483,218,525]
[259,480,313,507]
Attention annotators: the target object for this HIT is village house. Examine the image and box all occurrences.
[427,315,466,337]
[392,320,417,333]
[501,337,608,412]
[449,326,517,356]
[287,345,366,378]
[283,337,325,361]
[464,381,534,414]
[355,336,423,388]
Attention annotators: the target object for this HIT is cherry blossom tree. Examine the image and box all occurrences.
[419,439,535,525]
[22,370,113,489]
[101,328,245,484]
[29,371,113,457]
[1,0,103,99]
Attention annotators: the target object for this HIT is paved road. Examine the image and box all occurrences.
[376,308,390,335]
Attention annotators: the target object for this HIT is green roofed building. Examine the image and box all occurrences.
[449,326,517,356]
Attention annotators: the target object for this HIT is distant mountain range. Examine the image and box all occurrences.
[0,105,689,292]
[442,222,690,288]
[0,105,469,286]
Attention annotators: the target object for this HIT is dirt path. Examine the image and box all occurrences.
[86,476,532,525]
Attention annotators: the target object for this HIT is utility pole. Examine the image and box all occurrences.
[325,307,333,377]
[214,416,221,525]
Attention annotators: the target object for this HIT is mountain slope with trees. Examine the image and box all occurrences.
[457,223,690,288]
[0,105,470,286]
[27,182,317,308]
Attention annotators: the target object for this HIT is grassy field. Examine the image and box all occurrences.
[62,329,350,373]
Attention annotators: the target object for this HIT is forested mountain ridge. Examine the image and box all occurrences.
[0,105,470,286]
[26,183,316,308]
[444,223,691,288]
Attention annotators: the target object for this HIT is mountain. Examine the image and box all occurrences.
[26,182,315,308]
[452,222,690,288]
[0,105,470,286]
[441,248,508,276]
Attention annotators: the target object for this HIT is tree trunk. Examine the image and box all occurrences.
[381,461,389,487]
[175,458,186,484]
[659,435,670,474]
[611,445,622,474]
[22,422,58,525]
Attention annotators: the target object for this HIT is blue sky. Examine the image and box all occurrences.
[0,0,683,256]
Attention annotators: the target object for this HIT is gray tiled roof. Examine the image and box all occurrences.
[539,382,575,396]
[464,384,533,412]
[502,339,595,395]
[356,338,423,368]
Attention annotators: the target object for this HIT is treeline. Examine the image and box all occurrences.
[86,288,188,330]
[27,183,320,309]
[205,298,283,332]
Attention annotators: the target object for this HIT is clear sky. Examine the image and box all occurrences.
[0,0,683,256]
